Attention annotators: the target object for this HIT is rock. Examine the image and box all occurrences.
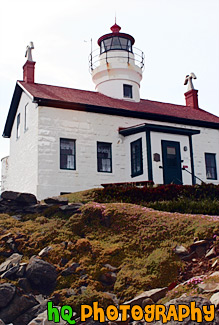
[190,239,208,247]
[80,286,87,294]
[206,246,217,258]
[125,287,168,306]
[38,246,53,257]
[198,282,219,293]
[66,288,76,297]
[104,292,119,305]
[0,232,12,241]
[1,264,20,279]
[11,215,22,221]
[142,298,154,309]
[103,264,118,272]
[14,302,47,325]
[16,263,27,277]
[15,192,37,205]
[212,259,218,268]
[59,203,82,212]
[18,278,33,293]
[23,204,50,214]
[0,290,38,324]
[210,292,219,308]
[28,308,66,325]
[100,272,117,285]
[180,251,196,261]
[0,253,22,274]
[173,245,189,256]
[61,262,80,276]
[0,283,16,308]
[210,271,219,277]
[26,257,58,295]
[196,245,207,257]
[44,196,68,205]
[1,191,20,201]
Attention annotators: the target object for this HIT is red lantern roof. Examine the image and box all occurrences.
[97,23,135,46]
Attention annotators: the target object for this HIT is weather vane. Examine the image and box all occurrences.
[184,73,197,91]
[25,42,34,61]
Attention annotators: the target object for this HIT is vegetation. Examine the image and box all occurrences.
[0,195,219,311]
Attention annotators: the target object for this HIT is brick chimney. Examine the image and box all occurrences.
[23,60,35,83]
[184,89,199,109]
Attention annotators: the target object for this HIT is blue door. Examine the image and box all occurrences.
[162,140,182,184]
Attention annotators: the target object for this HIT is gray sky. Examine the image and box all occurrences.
[0,0,219,166]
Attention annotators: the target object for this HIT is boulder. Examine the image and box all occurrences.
[26,257,58,295]
[0,290,38,324]
[16,192,38,205]
[1,191,20,201]
[125,287,168,306]
[18,278,33,293]
[44,196,68,205]
[0,283,16,308]
[14,302,47,325]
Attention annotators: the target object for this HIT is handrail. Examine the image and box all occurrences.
[89,47,145,73]
[182,167,205,184]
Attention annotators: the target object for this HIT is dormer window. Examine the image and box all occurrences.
[123,84,133,99]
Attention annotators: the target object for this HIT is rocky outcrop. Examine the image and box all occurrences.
[0,190,83,215]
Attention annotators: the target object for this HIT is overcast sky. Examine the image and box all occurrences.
[0,0,219,169]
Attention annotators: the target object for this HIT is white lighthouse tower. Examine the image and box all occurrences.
[90,23,144,102]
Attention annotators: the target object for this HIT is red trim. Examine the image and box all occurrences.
[97,32,135,46]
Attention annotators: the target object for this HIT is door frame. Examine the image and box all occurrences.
[161,140,183,184]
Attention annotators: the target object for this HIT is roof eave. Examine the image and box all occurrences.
[2,84,23,138]
[33,97,219,130]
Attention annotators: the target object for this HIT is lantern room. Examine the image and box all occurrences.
[98,23,135,54]
[90,23,144,102]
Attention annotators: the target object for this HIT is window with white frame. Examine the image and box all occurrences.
[60,138,76,170]
[205,153,217,180]
[130,138,143,177]
[97,142,112,173]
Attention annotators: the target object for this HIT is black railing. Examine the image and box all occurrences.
[89,47,145,73]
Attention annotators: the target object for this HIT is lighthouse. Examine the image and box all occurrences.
[90,23,144,102]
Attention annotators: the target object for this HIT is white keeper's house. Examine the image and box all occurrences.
[1,23,219,200]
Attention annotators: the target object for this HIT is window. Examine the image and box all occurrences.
[97,142,112,173]
[16,113,20,139]
[131,138,143,177]
[24,104,28,131]
[123,84,133,98]
[60,138,76,170]
[100,37,133,54]
[205,153,217,180]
